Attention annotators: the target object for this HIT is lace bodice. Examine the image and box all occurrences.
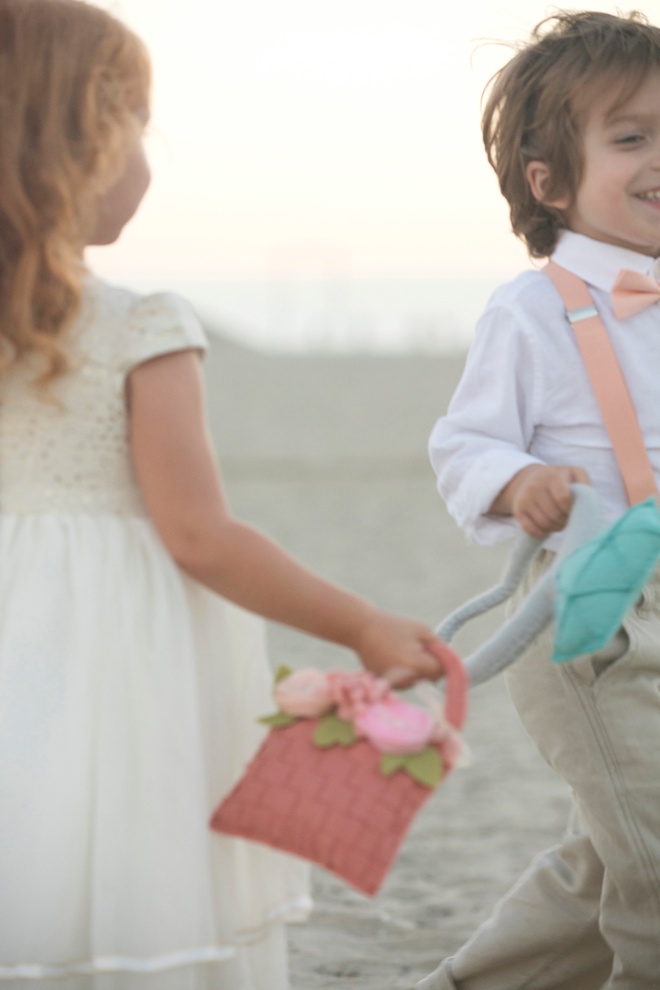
[0,278,207,515]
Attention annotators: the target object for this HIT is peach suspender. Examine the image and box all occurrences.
[543,260,659,506]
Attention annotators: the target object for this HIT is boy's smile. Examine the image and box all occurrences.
[564,69,660,257]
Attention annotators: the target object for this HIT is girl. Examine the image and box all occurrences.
[0,1,445,987]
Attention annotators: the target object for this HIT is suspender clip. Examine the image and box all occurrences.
[567,304,598,324]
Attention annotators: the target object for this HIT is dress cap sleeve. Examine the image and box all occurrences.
[123,292,208,372]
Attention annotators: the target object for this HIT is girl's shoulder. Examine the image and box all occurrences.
[82,277,208,373]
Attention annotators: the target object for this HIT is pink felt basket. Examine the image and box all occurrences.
[210,641,467,896]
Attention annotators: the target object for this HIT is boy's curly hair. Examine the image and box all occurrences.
[0,0,150,388]
[482,11,660,258]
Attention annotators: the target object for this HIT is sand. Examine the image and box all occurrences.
[204,338,572,990]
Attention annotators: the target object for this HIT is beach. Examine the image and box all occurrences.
[204,337,572,989]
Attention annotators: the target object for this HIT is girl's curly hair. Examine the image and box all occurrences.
[0,0,150,387]
[482,10,660,258]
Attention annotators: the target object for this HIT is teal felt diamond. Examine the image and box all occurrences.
[553,498,660,663]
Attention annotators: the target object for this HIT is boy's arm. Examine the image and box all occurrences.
[430,293,593,543]
[430,303,544,543]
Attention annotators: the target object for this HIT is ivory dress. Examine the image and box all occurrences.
[0,277,311,990]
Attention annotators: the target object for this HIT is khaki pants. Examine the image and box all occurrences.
[417,556,660,990]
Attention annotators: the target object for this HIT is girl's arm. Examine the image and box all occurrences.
[128,349,442,685]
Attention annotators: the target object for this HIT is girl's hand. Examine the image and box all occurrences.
[354,609,446,689]
[491,463,590,539]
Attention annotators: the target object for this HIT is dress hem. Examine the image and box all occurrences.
[0,895,314,980]
[0,947,234,981]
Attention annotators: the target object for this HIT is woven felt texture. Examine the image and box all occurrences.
[210,718,440,896]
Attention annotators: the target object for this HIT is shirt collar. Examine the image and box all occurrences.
[551,231,660,291]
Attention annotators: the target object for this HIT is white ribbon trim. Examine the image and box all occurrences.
[0,946,235,980]
[232,895,314,944]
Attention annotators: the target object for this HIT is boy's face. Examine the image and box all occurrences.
[564,69,660,256]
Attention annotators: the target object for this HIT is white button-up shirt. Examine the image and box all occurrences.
[429,231,660,546]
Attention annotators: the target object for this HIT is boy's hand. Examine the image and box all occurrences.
[491,464,590,539]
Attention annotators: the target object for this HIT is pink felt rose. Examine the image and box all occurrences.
[274,669,335,718]
[326,670,392,722]
[354,697,435,754]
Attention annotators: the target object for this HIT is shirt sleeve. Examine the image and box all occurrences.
[429,299,545,545]
[122,292,208,373]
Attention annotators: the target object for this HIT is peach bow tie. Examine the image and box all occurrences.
[611,269,660,318]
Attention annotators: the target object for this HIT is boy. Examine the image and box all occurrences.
[420,11,660,990]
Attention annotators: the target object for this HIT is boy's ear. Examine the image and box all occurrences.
[525,161,570,210]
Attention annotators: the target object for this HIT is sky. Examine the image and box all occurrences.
[88,0,660,282]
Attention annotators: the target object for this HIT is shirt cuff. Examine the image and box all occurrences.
[445,450,544,545]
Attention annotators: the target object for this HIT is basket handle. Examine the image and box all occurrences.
[424,638,469,730]
[435,484,607,687]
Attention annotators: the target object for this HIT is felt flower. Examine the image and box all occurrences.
[354,697,435,754]
[274,668,335,718]
[431,715,468,770]
[326,670,392,722]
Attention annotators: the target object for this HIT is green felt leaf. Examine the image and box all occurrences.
[380,754,407,777]
[379,747,443,788]
[258,712,299,729]
[553,498,660,663]
[273,665,294,685]
[403,747,443,788]
[313,715,357,748]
